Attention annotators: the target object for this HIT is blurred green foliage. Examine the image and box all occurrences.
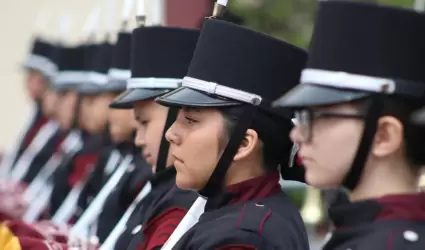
[229,0,415,48]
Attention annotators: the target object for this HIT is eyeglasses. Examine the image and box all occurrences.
[294,109,365,142]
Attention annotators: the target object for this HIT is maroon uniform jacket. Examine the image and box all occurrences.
[171,171,309,250]
[323,193,425,250]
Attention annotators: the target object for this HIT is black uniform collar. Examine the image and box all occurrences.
[205,171,281,211]
[329,193,425,229]
[149,166,177,186]
[115,141,136,155]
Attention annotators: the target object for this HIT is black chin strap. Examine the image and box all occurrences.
[155,108,179,173]
[343,94,384,190]
[199,105,257,198]
[71,94,83,130]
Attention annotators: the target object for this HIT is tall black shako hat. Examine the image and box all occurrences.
[273,1,425,190]
[110,26,200,109]
[52,45,87,92]
[23,38,59,81]
[110,26,200,174]
[77,42,113,95]
[103,32,132,93]
[156,18,307,197]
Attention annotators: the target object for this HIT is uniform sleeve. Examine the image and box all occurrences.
[4,220,45,239]
[141,207,187,250]
[215,245,257,250]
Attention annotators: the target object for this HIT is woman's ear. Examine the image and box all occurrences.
[233,129,259,162]
[371,116,403,158]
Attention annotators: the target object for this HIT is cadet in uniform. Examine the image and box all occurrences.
[0,40,64,221]
[0,39,58,183]
[105,25,200,250]
[12,38,56,163]
[0,44,92,250]
[95,31,153,244]
[154,13,309,250]
[273,1,425,249]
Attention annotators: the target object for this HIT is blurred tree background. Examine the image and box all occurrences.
[228,0,415,48]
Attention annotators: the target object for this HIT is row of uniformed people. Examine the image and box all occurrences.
[1,0,425,249]
[0,1,308,249]
[0,31,153,248]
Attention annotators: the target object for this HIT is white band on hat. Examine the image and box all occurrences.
[87,71,109,85]
[182,76,263,105]
[301,68,396,94]
[126,78,181,90]
[25,54,58,79]
[55,71,88,84]
[108,68,131,81]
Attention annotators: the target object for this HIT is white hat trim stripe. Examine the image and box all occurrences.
[108,68,131,81]
[55,71,88,84]
[182,76,262,105]
[25,54,58,78]
[87,72,109,85]
[127,78,181,90]
[301,68,396,94]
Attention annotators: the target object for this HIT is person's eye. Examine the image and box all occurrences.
[139,120,149,126]
[184,116,198,125]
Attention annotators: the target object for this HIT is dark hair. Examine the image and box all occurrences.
[220,105,293,172]
[357,97,425,172]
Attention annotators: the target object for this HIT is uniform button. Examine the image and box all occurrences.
[127,164,135,173]
[76,207,84,216]
[132,224,142,235]
[403,230,419,242]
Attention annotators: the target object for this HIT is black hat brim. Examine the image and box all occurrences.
[109,88,171,109]
[155,87,241,108]
[272,84,370,109]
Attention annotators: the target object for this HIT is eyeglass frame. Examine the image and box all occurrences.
[293,109,365,143]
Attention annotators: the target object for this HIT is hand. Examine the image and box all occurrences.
[0,194,29,219]
[33,221,71,242]
[68,235,100,250]
[0,181,26,196]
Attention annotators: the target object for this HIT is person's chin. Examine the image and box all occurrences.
[306,169,326,188]
[175,174,192,190]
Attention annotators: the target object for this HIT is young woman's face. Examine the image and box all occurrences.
[108,108,136,143]
[41,89,59,118]
[25,70,48,101]
[133,100,171,171]
[82,93,116,133]
[290,103,364,188]
[165,108,225,191]
[56,91,78,130]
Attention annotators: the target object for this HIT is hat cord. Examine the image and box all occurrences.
[342,94,384,190]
